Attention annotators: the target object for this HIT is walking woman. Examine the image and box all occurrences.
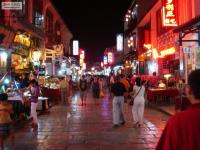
[131,77,145,127]
[30,79,40,129]
[92,76,100,104]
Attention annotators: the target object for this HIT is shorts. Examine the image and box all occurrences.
[0,123,10,138]
[80,90,87,98]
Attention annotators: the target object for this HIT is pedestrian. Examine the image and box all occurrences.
[29,79,40,129]
[79,75,88,106]
[68,75,73,100]
[92,76,100,104]
[131,77,145,127]
[99,78,104,97]
[109,74,115,97]
[59,77,68,104]
[0,93,14,150]
[156,69,200,150]
[111,76,126,128]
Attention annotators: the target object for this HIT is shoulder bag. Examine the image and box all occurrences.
[129,86,142,106]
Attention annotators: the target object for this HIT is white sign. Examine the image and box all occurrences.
[73,40,79,55]
[183,47,192,54]
[116,34,123,52]
[1,2,22,10]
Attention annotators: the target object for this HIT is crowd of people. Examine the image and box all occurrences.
[0,69,200,149]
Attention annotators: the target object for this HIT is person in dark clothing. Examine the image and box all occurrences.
[111,76,127,128]
[92,76,100,104]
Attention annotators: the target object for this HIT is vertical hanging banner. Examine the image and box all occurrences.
[73,40,79,55]
[116,34,123,52]
[162,0,178,27]
[108,52,113,64]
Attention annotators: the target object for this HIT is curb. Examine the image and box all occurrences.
[147,103,174,116]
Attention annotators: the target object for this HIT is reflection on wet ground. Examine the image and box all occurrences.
[4,91,169,150]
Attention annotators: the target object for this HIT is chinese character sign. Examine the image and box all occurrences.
[108,52,113,64]
[103,56,108,65]
[79,50,85,67]
[162,0,177,27]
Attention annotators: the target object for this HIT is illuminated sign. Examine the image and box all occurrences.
[152,47,176,59]
[160,47,176,56]
[162,0,177,27]
[79,50,85,67]
[14,34,31,47]
[1,2,22,10]
[116,34,123,51]
[108,52,113,64]
[103,56,108,65]
[73,40,79,55]
[143,44,152,49]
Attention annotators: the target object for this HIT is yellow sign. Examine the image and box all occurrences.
[14,34,31,47]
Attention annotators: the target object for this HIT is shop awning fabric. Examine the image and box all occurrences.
[174,15,200,33]
[174,15,200,46]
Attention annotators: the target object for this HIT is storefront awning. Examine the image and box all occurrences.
[174,15,200,33]
[173,15,200,46]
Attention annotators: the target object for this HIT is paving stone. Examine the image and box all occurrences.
[3,90,169,150]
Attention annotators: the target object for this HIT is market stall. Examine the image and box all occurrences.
[147,88,179,103]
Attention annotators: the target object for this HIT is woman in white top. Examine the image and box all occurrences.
[132,77,145,127]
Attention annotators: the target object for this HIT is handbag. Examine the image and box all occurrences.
[129,87,142,106]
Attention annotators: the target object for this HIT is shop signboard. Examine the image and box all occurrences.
[103,56,108,65]
[14,34,31,47]
[116,34,123,52]
[162,0,178,27]
[73,40,79,55]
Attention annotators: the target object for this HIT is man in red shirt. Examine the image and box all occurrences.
[156,69,200,150]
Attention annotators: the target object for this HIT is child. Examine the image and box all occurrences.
[0,93,14,150]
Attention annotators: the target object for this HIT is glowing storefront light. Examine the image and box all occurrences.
[103,56,108,65]
[152,47,176,59]
[108,52,113,64]
[32,51,41,61]
[73,40,79,55]
[116,34,123,52]
[14,34,31,47]
[162,0,177,27]
[160,47,176,57]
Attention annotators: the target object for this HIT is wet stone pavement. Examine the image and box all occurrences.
[4,90,169,150]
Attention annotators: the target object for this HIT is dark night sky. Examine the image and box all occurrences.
[52,0,131,64]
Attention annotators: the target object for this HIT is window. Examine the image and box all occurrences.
[34,11,44,28]
[46,10,53,33]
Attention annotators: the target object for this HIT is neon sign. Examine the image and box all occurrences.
[108,52,113,64]
[162,0,177,27]
[103,56,108,65]
[152,47,176,59]
[160,47,176,56]
[14,34,31,47]
[143,44,152,49]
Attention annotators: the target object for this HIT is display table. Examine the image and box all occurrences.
[41,87,61,103]
[147,88,179,103]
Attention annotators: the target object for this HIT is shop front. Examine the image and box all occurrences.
[11,32,44,75]
[174,16,200,81]
[0,48,8,74]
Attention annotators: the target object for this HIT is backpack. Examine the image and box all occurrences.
[80,79,87,91]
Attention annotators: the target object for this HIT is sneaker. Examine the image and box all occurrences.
[113,124,119,128]
[120,121,125,125]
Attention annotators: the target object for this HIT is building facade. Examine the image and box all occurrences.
[0,0,72,76]
[124,0,200,81]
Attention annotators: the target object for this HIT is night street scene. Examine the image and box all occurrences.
[0,0,200,150]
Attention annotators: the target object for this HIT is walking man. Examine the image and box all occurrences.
[111,76,127,127]
[79,75,88,106]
